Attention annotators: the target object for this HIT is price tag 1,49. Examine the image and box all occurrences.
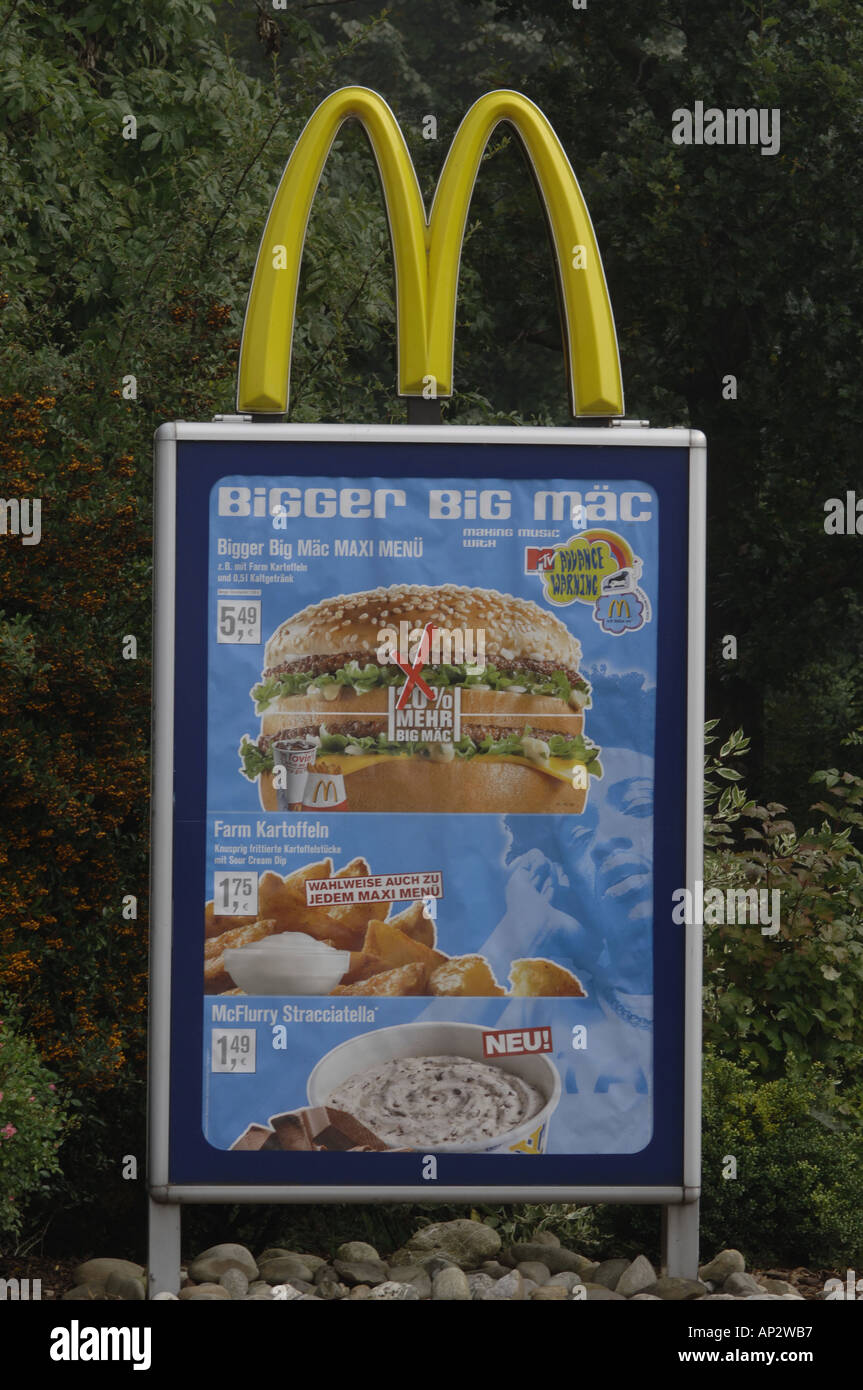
[217,599,261,644]
[213,871,258,917]
[211,1029,256,1074]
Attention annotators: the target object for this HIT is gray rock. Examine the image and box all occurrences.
[481,1270,525,1301]
[592,1258,631,1291]
[367,1281,421,1301]
[404,1219,501,1270]
[468,1273,497,1299]
[517,1261,551,1285]
[316,1281,349,1301]
[531,1285,569,1300]
[259,1249,328,1273]
[348,1285,372,1300]
[248,1281,274,1298]
[644,1277,709,1301]
[105,1273,145,1301]
[481,1261,512,1280]
[287,1279,317,1295]
[760,1278,801,1297]
[189,1244,258,1283]
[583,1284,626,1300]
[219,1268,249,1299]
[547,1272,584,1292]
[630,1293,662,1300]
[389,1265,432,1299]
[579,1261,601,1282]
[702,1294,738,1301]
[336,1241,381,1263]
[699,1249,745,1283]
[313,1264,339,1285]
[333,1258,389,1287]
[62,1286,101,1301]
[531,1231,561,1247]
[521,1278,539,1297]
[270,1284,305,1301]
[616,1255,657,1298]
[72,1258,146,1292]
[433,1266,471,1301]
[746,1294,783,1300]
[178,1283,231,1300]
[259,1256,317,1284]
[423,1256,459,1276]
[505,1243,589,1275]
[242,1294,274,1301]
[299,1294,323,1301]
[150,1292,179,1300]
[725,1272,767,1297]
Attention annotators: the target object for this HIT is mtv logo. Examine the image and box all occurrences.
[525,546,557,573]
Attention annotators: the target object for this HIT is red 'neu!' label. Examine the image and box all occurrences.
[482,1027,553,1058]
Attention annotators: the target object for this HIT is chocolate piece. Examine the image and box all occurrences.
[270,1111,314,1151]
[300,1105,388,1152]
[230,1124,275,1152]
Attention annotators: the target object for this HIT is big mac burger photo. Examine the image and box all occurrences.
[239,584,601,813]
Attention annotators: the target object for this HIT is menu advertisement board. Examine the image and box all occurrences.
[150,423,704,1198]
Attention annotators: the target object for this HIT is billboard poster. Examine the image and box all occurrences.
[151,423,703,1197]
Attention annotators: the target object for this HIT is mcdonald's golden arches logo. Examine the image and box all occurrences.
[238,87,623,417]
[609,598,632,621]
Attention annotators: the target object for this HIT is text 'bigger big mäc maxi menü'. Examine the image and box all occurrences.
[239,584,602,814]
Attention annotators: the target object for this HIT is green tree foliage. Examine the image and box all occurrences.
[0,0,408,1248]
[446,0,863,815]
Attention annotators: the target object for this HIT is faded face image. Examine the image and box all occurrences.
[491,749,654,996]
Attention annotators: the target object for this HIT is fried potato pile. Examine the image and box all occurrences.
[204,857,585,998]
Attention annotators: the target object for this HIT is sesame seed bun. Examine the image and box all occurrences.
[263,584,582,671]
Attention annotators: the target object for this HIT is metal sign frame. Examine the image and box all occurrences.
[149,422,704,1282]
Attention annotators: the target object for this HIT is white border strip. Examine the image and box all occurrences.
[148,423,178,1188]
[683,431,707,1199]
[155,1185,686,1204]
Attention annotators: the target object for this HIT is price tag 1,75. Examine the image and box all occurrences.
[217,599,261,644]
[211,1029,256,1074]
[213,871,258,917]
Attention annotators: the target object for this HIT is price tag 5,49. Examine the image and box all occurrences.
[217,599,261,644]
[213,871,258,917]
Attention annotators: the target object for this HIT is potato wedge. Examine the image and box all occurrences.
[509,958,586,997]
[330,962,428,996]
[389,899,436,949]
[429,955,505,997]
[323,857,390,932]
[341,920,447,986]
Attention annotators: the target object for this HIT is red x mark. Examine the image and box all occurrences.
[395,621,438,709]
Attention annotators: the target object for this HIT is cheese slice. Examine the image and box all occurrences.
[318,751,586,785]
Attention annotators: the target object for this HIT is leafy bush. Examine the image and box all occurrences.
[703,725,863,1085]
[0,1003,73,1250]
[699,1052,863,1268]
[550,1049,863,1269]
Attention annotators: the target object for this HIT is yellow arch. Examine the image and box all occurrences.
[237,86,623,416]
[428,90,622,415]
